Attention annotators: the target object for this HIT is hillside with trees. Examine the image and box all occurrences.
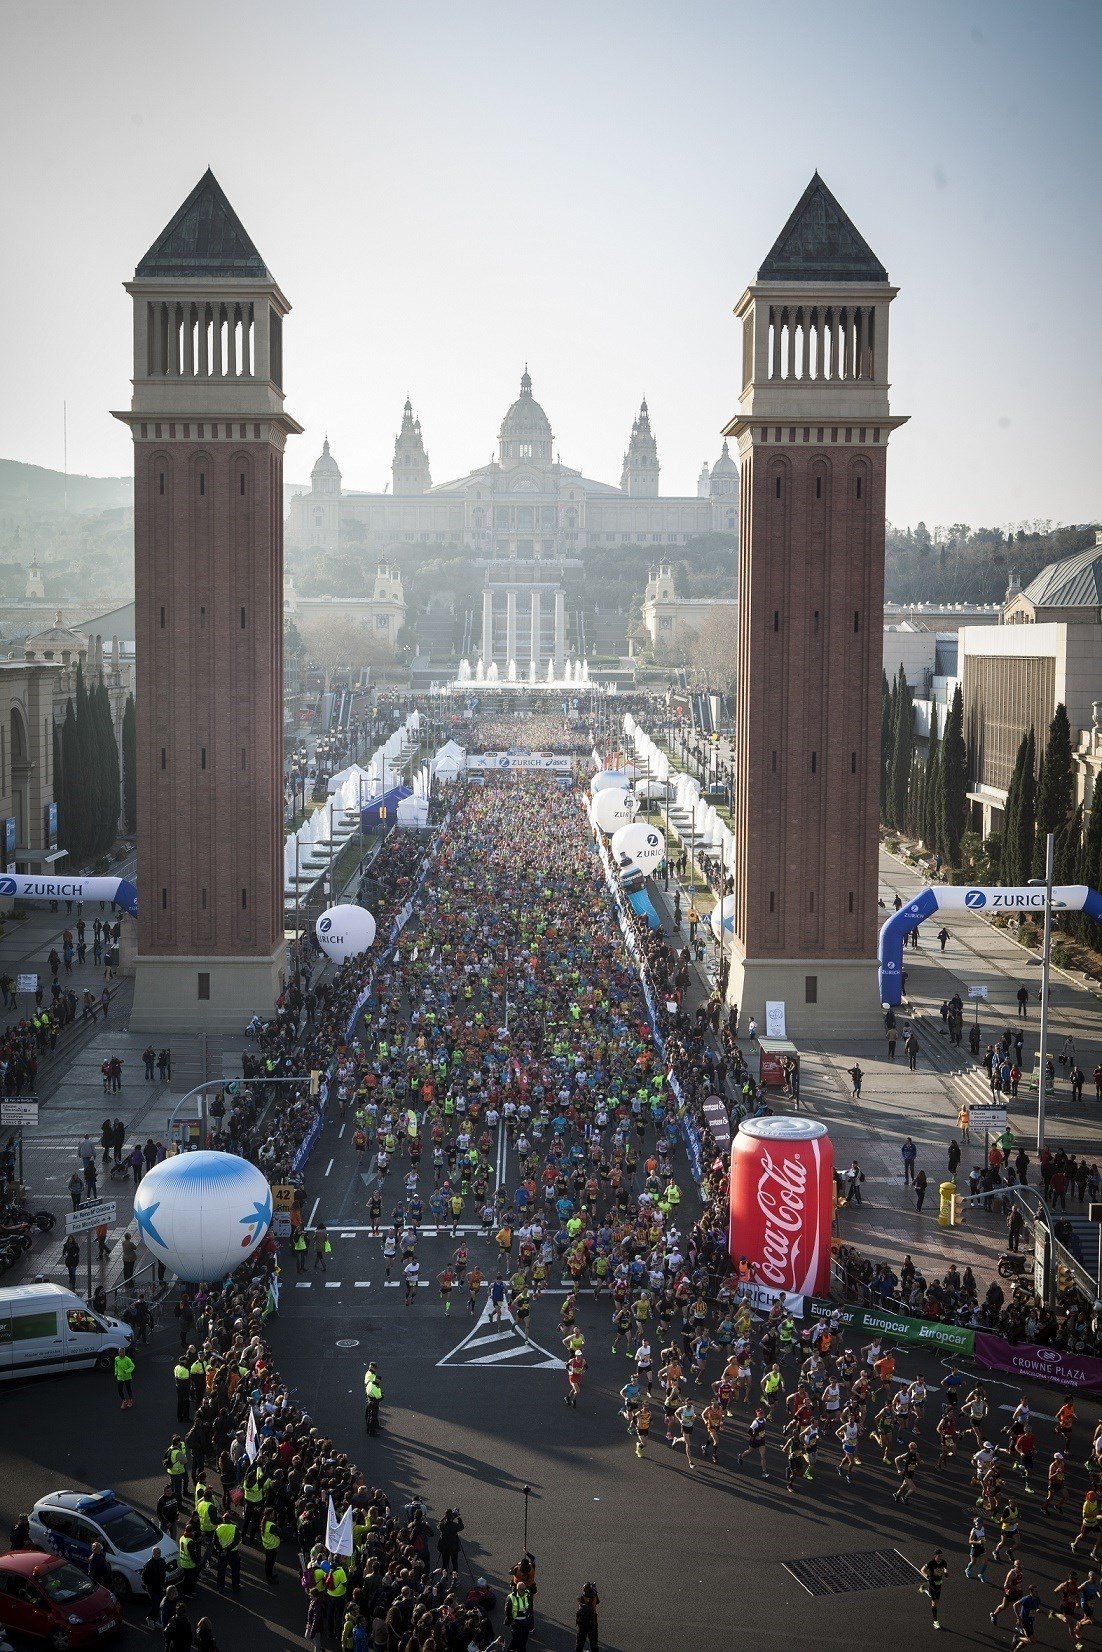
[884,520,1097,606]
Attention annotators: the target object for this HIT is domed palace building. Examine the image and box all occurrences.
[287,370,737,559]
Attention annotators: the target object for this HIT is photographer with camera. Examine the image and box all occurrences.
[576,1582,601,1652]
[437,1506,465,1580]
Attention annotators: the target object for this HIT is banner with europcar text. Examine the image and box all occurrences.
[808,1298,976,1355]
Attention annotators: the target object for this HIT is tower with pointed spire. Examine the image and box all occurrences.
[620,397,660,497]
[392,400,431,495]
[25,550,44,602]
[113,169,302,1031]
[723,172,907,1035]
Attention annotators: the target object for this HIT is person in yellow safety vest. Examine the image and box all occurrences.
[322,1553,348,1638]
[114,1349,135,1409]
[176,1518,201,1596]
[241,1460,268,1543]
[173,1357,192,1424]
[195,1490,219,1566]
[364,1365,383,1435]
[505,1584,535,1646]
[259,1506,280,1586]
[214,1512,242,1594]
[163,1436,188,1505]
[188,1350,206,1408]
[293,1230,308,1274]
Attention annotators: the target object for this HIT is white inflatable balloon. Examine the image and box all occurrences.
[133,1151,272,1283]
[316,904,377,963]
[710,893,736,940]
[591,786,636,835]
[590,769,631,796]
[611,821,665,874]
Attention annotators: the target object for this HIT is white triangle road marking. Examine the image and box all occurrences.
[436,1296,565,1369]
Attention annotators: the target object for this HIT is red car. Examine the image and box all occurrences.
[0,1550,121,1648]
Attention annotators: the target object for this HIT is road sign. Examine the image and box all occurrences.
[0,1099,39,1125]
[970,1104,1008,1131]
[65,1200,116,1235]
[16,973,37,994]
[271,1183,296,1213]
[967,985,989,1001]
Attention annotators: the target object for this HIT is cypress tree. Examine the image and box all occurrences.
[888,667,913,832]
[60,697,82,862]
[52,720,66,855]
[923,708,940,852]
[1034,704,1074,878]
[1016,729,1037,887]
[93,682,121,852]
[122,694,136,835]
[1001,731,1030,885]
[880,670,892,814]
[1076,789,1102,943]
[1056,803,1083,897]
[938,683,968,866]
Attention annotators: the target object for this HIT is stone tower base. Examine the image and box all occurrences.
[726,955,885,1041]
[128,947,286,1035]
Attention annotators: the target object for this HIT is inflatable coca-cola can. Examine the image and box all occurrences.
[729,1117,833,1298]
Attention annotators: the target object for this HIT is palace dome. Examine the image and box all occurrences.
[499,370,552,443]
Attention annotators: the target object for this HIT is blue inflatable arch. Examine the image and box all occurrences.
[878,882,1102,1006]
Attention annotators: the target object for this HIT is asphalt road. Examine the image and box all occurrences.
[3,1188,1101,1652]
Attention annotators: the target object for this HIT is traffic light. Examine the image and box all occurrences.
[309,1070,321,1098]
[950,1194,965,1226]
[225,1080,240,1097]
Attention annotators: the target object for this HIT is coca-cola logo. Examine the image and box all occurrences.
[755,1147,812,1290]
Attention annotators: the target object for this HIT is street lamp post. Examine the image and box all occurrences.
[1032,829,1055,1154]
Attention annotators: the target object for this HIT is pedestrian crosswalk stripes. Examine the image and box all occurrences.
[436,1297,564,1369]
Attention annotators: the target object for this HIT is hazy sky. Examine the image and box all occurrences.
[2,0,1098,529]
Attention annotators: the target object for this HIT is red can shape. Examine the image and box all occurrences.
[728,1116,834,1298]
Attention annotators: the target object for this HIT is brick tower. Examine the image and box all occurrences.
[114,170,301,1031]
[724,174,906,1036]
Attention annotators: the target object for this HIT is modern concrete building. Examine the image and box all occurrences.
[961,533,1102,835]
[113,169,301,1031]
[286,375,737,556]
[723,172,907,1036]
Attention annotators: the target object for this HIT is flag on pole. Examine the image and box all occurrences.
[325,1495,354,1557]
[245,1407,259,1464]
[265,1271,280,1319]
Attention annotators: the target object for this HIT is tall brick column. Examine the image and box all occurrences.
[113,170,301,1032]
[724,174,907,1037]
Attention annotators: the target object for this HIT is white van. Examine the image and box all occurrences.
[0,1283,133,1381]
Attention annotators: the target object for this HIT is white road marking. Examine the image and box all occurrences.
[295,1281,311,1289]
[437,1295,565,1369]
[339,1124,346,1139]
[325,1281,341,1289]
[324,1158,334,1177]
[307,1197,320,1226]
[354,1281,371,1288]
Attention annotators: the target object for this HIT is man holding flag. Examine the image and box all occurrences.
[323,1496,353,1638]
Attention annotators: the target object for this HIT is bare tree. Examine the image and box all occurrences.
[300,616,389,687]
[689,605,740,692]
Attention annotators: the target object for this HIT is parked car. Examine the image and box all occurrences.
[0,1549,121,1647]
[28,1493,178,1599]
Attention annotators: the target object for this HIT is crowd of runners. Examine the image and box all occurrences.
[92,698,1102,1651]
